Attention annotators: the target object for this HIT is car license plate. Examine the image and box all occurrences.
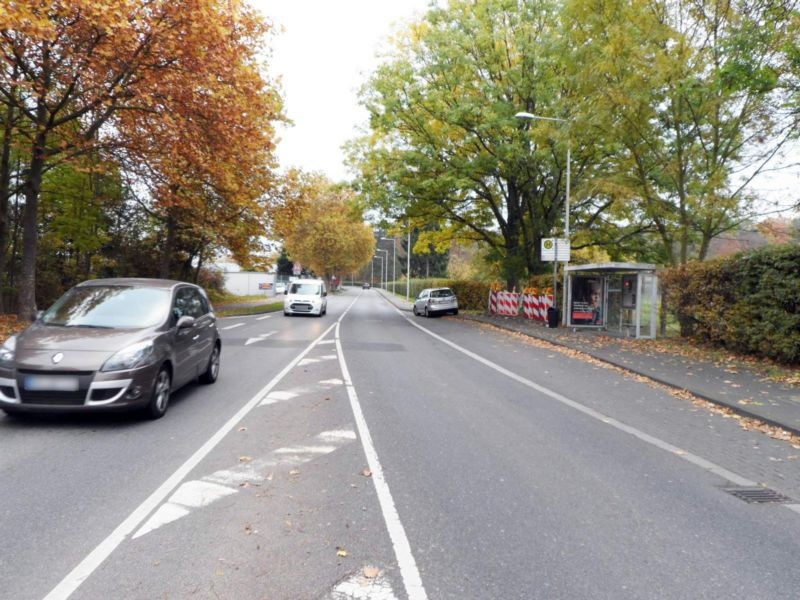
[24,375,80,392]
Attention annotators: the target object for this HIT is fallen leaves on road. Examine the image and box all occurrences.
[336,547,348,557]
[239,455,253,463]
[363,566,380,579]
[360,468,372,477]
[244,524,254,535]
[289,469,300,476]
[237,427,247,432]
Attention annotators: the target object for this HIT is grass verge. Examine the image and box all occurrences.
[216,301,283,317]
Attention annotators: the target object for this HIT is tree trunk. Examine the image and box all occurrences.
[17,129,47,321]
[159,214,177,279]
[194,247,205,284]
[0,95,15,313]
[659,288,668,337]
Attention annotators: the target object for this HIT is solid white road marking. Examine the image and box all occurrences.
[319,378,344,386]
[43,317,347,600]
[133,482,236,539]
[133,430,355,538]
[299,355,337,366]
[317,430,356,442]
[259,389,299,406]
[335,322,428,600]
[221,322,245,330]
[390,303,761,490]
[256,315,273,321]
[245,331,276,346]
[328,569,398,600]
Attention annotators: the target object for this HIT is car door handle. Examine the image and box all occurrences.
[192,335,200,340]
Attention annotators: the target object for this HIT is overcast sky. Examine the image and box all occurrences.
[254,1,432,183]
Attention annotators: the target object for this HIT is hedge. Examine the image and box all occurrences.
[392,278,492,311]
[661,245,800,363]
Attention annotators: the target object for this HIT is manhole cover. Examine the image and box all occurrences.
[722,486,793,504]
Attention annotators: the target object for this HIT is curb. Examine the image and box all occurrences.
[461,314,800,438]
[375,289,413,312]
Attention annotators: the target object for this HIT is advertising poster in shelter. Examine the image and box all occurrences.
[571,276,603,325]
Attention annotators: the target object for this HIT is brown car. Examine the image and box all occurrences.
[0,278,220,419]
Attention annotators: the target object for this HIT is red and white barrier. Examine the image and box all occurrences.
[522,294,539,320]
[488,290,498,314]
[496,291,520,316]
[539,294,553,321]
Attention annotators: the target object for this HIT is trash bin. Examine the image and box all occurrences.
[547,307,560,328]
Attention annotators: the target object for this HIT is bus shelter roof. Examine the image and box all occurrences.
[565,262,657,273]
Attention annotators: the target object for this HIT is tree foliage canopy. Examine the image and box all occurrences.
[351,0,800,286]
[271,171,375,278]
[0,0,282,315]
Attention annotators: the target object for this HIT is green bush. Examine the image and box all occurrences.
[448,280,492,310]
[396,278,491,311]
[662,245,800,363]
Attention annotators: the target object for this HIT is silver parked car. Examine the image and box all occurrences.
[413,287,459,317]
[0,278,220,419]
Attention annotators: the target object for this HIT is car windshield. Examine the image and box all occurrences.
[42,286,172,329]
[431,289,454,298]
[289,283,321,295]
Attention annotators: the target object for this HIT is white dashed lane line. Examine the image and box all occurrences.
[221,322,245,330]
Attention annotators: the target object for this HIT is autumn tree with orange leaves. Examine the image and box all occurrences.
[0,0,281,318]
[271,171,375,280]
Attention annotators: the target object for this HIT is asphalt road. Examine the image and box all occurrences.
[2,286,800,599]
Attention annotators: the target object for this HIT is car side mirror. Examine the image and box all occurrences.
[323,291,327,297]
[35,310,44,321]
[176,315,196,329]
[284,290,288,295]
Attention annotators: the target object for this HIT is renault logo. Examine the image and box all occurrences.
[52,352,64,364]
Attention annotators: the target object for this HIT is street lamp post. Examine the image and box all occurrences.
[373,255,384,289]
[515,111,571,325]
[381,237,398,295]
[376,248,388,290]
[406,226,411,301]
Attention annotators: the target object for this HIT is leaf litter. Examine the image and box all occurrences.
[476,321,800,448]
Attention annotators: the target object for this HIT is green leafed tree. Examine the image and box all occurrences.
[563,0,800,266]
[350,0,611,289]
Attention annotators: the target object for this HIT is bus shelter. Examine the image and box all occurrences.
[565,263,659,339]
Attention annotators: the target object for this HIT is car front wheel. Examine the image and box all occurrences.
[145,367,171,419]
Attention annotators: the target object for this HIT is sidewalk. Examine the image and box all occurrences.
[377,290,800,437]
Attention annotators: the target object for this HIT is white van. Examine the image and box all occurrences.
[283,279,328,317]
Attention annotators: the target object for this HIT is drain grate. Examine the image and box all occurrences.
[722,486,793,504]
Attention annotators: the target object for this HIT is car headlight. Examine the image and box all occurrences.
[101,340,155,372]
[0,335,16,367]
